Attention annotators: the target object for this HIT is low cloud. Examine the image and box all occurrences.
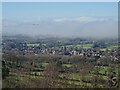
[53,16,108,23]
[3,16,118,39]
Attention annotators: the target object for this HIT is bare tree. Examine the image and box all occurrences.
[40,61,59,88]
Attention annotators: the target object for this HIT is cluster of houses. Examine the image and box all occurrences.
[2,40,118,60]
[19,44,105,58]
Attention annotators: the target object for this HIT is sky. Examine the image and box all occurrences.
[2,2,118,20]
[1,0,119,2]
[2,2,118,39]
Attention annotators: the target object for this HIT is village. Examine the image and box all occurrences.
[2,36,119,62]
[2,36,119,88]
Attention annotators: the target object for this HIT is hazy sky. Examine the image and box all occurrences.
[3,2,118,20]
[2,2,118,39]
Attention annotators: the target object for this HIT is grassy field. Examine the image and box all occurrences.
[100,44,118,51]
[3,64,119,88]
[27,44,40,47]
[107,45,118,49]
[62,64,73,68]
[3,56,119,88]
[41,62,49,67]
[62,44,93,49]
[27,44,47,47]
[27,43,118,51]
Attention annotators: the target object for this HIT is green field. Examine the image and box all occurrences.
[3,63,119,88]
[27,43,118,51]
[27,44,40,47]
[62,64,73,68]
[63,44,93,49]
[27,44,47,47]
[107,45,118,49]
[100,44,118,51]
[41,63,49,67]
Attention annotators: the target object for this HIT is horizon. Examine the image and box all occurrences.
[2,2,118,39]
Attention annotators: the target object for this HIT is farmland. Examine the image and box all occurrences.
[2,60,119,88]
[2,35,119,88]
[62,44,93,49]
